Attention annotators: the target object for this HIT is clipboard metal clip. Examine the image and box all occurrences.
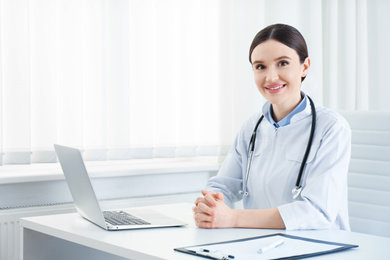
[195,248,235,260]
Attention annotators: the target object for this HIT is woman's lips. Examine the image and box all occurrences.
[265,84,286,93]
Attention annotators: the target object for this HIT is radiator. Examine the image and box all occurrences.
[0,203,76,260]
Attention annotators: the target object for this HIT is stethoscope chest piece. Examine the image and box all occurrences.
[291,186,302,200]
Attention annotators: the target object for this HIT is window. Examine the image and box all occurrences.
[0,0,251,165]
[1,0,389,166]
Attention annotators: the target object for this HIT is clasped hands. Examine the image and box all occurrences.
[192,190,237,228]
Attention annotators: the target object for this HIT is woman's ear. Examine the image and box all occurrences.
[302,57,311,77]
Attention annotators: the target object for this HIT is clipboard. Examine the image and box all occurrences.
[174,233,358,260]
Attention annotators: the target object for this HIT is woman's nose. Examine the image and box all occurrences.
[266,66,279,82]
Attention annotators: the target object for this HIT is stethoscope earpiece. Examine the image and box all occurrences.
[292,186,302,200]
[239,190,249,196]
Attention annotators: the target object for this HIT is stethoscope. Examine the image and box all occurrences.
[239,96,316,200]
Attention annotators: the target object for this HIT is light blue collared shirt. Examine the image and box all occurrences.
[266,94,307,128]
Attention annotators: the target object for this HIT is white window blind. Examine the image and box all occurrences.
[0,0,243,165]
[1,0,389,166]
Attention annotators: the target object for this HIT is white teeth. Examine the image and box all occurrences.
[269,85,284,90]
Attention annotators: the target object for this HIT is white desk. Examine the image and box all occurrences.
[20,203,390,260]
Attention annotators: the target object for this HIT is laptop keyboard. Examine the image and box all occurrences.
[103,211,151,226]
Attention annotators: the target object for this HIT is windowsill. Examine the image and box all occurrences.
[0,157,222,184]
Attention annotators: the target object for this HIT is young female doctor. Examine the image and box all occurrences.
[193,24,351,230]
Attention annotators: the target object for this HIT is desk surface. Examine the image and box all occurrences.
[20,203,390,260]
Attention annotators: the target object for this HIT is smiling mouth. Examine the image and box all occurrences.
[266,84,286,90]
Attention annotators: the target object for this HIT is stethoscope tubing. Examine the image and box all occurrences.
[240,115,264,196]
[295,96,316,188]
[240,96,316,199]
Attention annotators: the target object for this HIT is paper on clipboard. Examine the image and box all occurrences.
[174,233,358,260]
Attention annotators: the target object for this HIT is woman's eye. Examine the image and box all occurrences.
[256,64,266,70]
[278,61,289,67]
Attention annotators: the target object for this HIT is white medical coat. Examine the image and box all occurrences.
[205,96,351,230]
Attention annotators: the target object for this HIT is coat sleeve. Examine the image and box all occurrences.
[204,121,251,208]
[277,115,351,230]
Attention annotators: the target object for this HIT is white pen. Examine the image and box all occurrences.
[257,239,285,254]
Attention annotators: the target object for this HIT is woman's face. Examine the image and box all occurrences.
[250,39,310,110]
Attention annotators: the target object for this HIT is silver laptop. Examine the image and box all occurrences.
[54,144,187,231]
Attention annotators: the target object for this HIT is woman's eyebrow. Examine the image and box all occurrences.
[252,60,263,65]
[252,56,292,65]
[274,56,291,61]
